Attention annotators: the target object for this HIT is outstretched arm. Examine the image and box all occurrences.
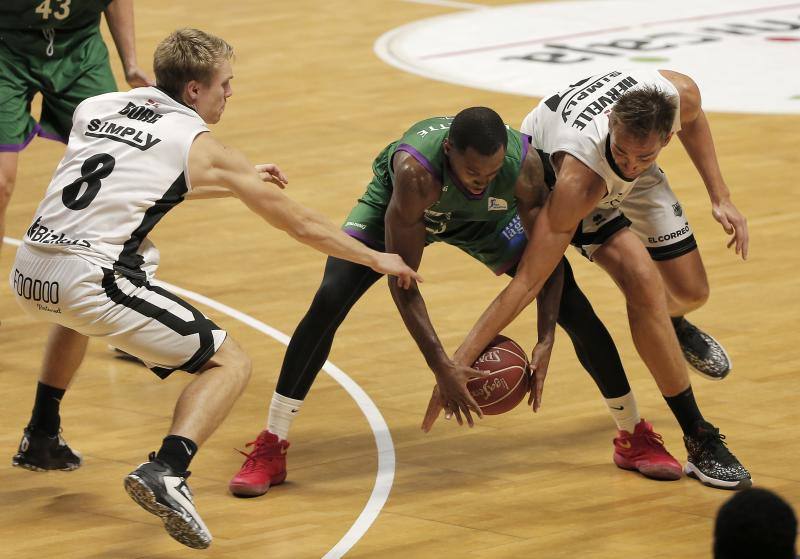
[454,154,606,368]
[187,133,422,285]
[104,0,153,87]
[185,163,287,200]
[661,69,748,259]
[386,153,489,429]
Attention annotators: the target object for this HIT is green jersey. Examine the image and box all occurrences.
[343,116,531,274]
[0,0,111,56]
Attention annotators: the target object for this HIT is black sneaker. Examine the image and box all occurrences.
[684,421,751,490]
[12,427,82,471]
[124,452,211,549]
[673,318,732,380]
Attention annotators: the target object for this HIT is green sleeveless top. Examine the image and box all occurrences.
[361,116,529,252]
[0,0,111,56]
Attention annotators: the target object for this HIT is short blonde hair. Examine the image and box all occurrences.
[154,28,234,98]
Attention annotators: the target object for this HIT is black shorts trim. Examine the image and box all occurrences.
[101,269,222,378]
[571,214,632,256]
[647,234,698,261]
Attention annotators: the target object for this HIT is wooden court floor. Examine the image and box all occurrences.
[1,1,798,557]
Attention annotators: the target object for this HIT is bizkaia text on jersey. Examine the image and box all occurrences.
[503,17,800,65]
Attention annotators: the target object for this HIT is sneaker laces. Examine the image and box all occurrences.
[628,428,668,454]
[677,321,711,358]
[641,429,666,448]
[696,426,737,464]
[235,439,274,474]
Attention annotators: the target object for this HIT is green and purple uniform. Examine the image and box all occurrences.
[342,116,530,275]
[0,0,117,150]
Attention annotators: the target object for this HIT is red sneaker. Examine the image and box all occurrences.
[613,419,682,481]
[229,430,289,497]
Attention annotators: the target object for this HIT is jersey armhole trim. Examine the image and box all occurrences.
[184,129,210,192]
[395,144,441,183]
[549,147,610,199]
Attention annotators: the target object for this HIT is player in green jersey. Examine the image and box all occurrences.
[228,107,684,499]
[0,0,152,255]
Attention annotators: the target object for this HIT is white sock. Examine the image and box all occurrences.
[267,392,303,441]
[604,391,641,433]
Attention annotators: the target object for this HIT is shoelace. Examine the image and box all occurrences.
[678,323,712,357]
[626,429,667,453]
[617,428,667,454]
[642,430,666,448]
[697,428,737,463]
[235,439,274,474]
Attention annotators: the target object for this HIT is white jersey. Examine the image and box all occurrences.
[521,69,681,209]
[24,86,209,280]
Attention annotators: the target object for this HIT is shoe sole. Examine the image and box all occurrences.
[11,458,81,472]
[684,462,752,490]
[124,474,211,549]
[614,455,682,481]
[229,472,286,498]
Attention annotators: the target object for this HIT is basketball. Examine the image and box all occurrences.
[467,335,530,415]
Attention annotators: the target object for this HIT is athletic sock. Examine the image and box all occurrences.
[29,381,66,436]
[664,386,704,436]
[156,435,197,473]
[604,391,641,433]
[267,392,303,441]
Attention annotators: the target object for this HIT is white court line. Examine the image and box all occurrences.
[401,0,488,10]
[3,236,394,559]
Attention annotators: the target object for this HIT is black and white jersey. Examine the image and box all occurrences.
[24,86,209,280]
[521,69,681,209]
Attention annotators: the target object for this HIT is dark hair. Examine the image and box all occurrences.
[610,85,677,141]
[714,488,798,559]
[449,107,508,156]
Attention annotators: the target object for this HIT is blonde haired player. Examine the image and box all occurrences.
[9,28,420,549]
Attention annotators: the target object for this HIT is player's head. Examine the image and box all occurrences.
[444,107,508,195]
[154,28,235,124]
[714,488,797,559]
[608,85,677,179]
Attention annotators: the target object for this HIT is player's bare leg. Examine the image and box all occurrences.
[656,249,732,380]
[595,229,750,489]
[0,152,19,256]
[594,229,689,397]
[168,336,252,445]
[124,337,251,549]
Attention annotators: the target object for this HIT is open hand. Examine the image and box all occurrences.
[421,361,491,432]
[712,198,748,260]
[373,253,423,289]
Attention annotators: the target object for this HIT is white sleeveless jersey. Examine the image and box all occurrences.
[24,86,209,280]
[521,69,681,209]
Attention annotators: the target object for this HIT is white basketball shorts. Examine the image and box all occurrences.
[10,243,226,378]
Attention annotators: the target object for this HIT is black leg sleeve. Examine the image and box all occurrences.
[555,258,632,399]
[275,256,383,399]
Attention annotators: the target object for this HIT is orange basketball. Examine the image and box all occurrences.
[467,335,530,415]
